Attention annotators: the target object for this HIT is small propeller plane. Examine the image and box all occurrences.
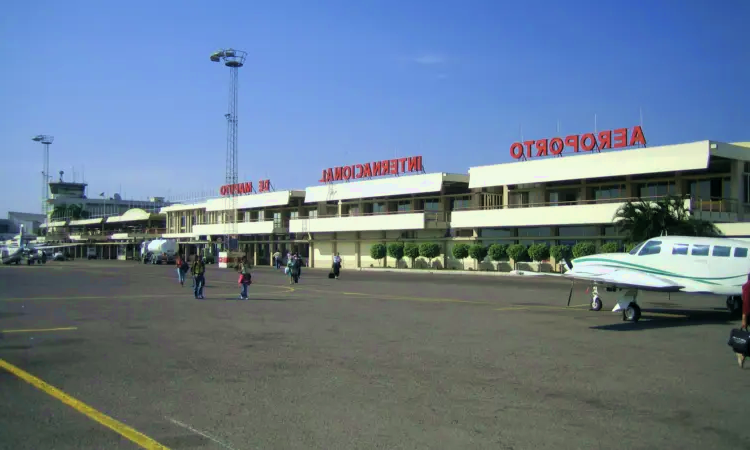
[512,235,750,323]
[1,225,79,265]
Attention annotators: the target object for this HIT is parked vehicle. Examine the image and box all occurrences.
[146,239,177,264]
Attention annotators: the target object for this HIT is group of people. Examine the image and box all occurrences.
[172,251,344,299]
[174,254,206,299]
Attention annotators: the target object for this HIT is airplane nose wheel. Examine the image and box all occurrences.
[622,303,642,322]
[590,296,603,311]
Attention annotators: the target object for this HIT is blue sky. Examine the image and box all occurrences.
[1,0,748,215]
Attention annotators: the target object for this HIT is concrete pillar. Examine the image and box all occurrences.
[354,231,361,268]
[502,186,509,208]
[253,243,258,266]
[338,200,343,217]
[309,240,315,268]
[731,160,744,220]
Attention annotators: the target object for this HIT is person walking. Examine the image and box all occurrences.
[273,250,282,269]
[332,253,342,279]
[237,256,252,300]
[191,254,206,299]
[737,275,750,368]
[287,254,300,284]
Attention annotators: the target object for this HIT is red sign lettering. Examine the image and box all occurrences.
[509,126,646,160]
[319,156,424,183]
[219,179,272,196]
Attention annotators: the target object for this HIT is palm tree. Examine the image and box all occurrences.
[614,195,722,243]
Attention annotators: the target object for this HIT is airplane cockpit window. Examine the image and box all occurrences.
[672,243,689,255]
[638,240,662,256]
[629,242,646,255]
[734,247,748,258]
[712,246,731,257]
[691,245,710,256]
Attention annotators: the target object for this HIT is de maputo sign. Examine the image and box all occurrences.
[220,179,271,196]
[319,156,424,183]
[509,125,647,160]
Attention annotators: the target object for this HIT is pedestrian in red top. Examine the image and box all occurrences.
[738,275,750,368]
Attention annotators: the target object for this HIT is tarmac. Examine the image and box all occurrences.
[0,260,748,450]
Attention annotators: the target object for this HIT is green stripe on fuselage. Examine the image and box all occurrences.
[574,257,746,285]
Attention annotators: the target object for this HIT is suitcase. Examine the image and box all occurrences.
[328,272,335,279]
[727,328,750,355]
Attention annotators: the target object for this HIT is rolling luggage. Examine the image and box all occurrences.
[328,272,335,279]
[727,328,750,355]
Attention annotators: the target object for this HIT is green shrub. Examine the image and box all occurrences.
[404,243,420,267]
[419,242,442,266]
[468,244,488,269]
[488,244,508,262]
[599,242,620,253]
[452,243,470,262]
[550,245,570,262]
[507,244,528,270]
[572,242,597,258]
[387,243,405,266]
[527,243,550,263]
[369,243,387,266]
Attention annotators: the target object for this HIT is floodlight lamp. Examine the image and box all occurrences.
[32,135,43,142]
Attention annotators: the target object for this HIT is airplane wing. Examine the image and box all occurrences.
[31,243,81,250]
[512,267,685,292]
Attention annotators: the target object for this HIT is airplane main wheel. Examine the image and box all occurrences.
[727,296,742,317]
[623,303,641,323]
[591,296,603,311]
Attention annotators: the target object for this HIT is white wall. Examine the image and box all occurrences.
[205,191,303,212]
[290,213,425,233]
[468,141,711,188]
[451,203,625,228]
[304,173,468,203]
[193,221,274,235]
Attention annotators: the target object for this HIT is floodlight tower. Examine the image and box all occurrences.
[210,48,246,245]
[32,134,54,224]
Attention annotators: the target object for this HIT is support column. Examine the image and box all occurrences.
[354,231,361,268]
[253,243,258,266]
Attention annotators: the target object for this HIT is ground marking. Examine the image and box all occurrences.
[1,285,295,302]
[1,327,78,333]
[165,417,238,450]
[0,358,170,449]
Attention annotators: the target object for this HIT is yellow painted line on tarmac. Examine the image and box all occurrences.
[1,327,78,334]
[495,307,529,311]
[0,358,170,449]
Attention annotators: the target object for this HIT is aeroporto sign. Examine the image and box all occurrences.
[509,125,647,160]
[220,179,271,196]
[319,156,424,183]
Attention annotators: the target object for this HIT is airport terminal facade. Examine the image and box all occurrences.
[39,126,750,269]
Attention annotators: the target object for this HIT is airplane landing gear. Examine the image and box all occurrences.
[727,296,742,318]
[590,286,603,311]
[623,303,642,322]
[612,288,641,323]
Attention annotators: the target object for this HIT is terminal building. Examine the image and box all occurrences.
[39,176,171,260]
[38,126,750,270]
[158,127,750,270]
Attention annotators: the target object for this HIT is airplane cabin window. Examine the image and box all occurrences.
[672,244,689,255]
[629,242,646,255]
[638,240,662,256]
[734,247,748,258]
[712,246,731,257]
[691,245,710,256]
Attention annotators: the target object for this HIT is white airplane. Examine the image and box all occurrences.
[1,225,79,265]
[512,235,750,323]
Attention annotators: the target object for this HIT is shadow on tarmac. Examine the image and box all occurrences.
[590,308,738,331]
